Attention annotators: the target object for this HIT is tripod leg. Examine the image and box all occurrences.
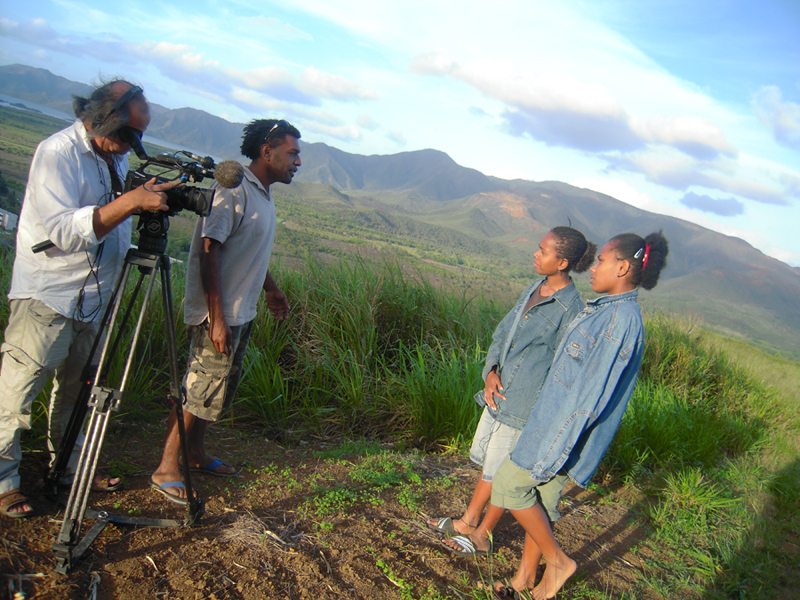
[57,251,160,547]
[160,256,204,522]
[45,256,138,496]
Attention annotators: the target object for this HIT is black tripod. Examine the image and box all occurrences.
[47,213,203,574]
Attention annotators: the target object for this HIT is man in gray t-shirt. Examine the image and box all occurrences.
[150,119,301,505]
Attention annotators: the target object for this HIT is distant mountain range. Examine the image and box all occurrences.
[0,64,245,157]
[2,64,799,357]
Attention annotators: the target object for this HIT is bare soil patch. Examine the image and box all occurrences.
[2,420,656,599]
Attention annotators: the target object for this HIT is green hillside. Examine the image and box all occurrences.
[1,238,798,598]
[1,102,799,359]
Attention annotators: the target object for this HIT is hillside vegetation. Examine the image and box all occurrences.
[1,242,798,598]
[2,80,800,357]
[2,61,799,600]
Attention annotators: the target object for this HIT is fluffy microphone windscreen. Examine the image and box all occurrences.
[214,160,245,188]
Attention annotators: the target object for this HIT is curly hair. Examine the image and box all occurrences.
[549,226,597,273]
[240,119,302,159]
[609,231,669,290]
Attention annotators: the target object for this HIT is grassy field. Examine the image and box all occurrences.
[1,242,798,598]
[1,105,799,598]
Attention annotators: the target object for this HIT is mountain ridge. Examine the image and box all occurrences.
[2,64,799,357]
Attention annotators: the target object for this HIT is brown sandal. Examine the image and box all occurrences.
[0,489,34,519]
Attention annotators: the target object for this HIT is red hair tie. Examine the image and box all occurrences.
[642,243,651,270]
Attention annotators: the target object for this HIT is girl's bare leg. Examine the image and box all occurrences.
[492,531,542,594]
[428,475,491,534]
[510,505,576,599]
[442,500,503,553]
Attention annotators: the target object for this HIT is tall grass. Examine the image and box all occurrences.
[601,316,798,598]
[233,255,499,440]
[2,243,798,597]
[607,317,774,478]
[391,340,485,444]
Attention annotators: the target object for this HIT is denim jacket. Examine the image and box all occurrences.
[475,280,583,429]
[509,289,644,487]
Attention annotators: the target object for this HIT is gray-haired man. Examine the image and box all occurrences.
[0,79,177,518]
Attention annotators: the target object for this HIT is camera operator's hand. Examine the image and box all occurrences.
[125,177,179,212]
[93,178,180,240]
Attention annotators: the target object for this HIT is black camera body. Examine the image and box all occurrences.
[31,149,224,256]
[124,152,217,254]
[123,153,216,217]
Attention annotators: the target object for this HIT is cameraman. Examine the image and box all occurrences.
[0,80,178,518]
[150,119,300,504]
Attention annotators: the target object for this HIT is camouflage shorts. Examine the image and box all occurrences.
[182,320,253,422]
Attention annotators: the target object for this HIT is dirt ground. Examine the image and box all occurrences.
[2,419,656,600]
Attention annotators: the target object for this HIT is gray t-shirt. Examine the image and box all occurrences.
[183,166,277,326]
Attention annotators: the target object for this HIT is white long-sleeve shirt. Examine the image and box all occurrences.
[9,121,131,320]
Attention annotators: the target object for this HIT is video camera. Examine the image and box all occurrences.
[119,136,243,254]
[31,132,243,255]
[123,151,216,217]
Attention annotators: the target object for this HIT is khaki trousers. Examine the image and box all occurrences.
[0,299,99,495]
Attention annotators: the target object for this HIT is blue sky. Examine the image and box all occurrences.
[2,0,799,265]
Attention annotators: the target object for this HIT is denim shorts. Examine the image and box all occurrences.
[490,457,569,522]
[182,320,253,421]
[469,407,523,482]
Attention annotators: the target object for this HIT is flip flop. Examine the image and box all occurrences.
[58,475,124,492]
[491,578,525,599]
[91,476,124,492]
[189,458,236,478]
[0,489,34,519]
[150,478,188,505]
[426,516,457,535]
[444,535,491,556]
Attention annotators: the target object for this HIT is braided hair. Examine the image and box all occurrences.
[550,226,597,273]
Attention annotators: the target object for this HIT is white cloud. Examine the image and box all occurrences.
[2,17,373,108]
[229,88,283,111]
[606,152,788,205]
[243,16,313,41]
[679,192,744,217]
[232,66,294,89]
[768,247,800,267]
[781,172,800,198]
[413,57,740,161]
[633,116,738,160]
[753,86,800,150]
[303,122,361,142]
[300,66,377,100]
[570,177,664,212]
[457,65,624,116]
[410,52,455,75]
[357,114,379,130]
[387,130,407,146]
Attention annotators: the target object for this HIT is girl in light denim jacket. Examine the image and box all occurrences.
[427,227,596,556]
[489,231,669,599]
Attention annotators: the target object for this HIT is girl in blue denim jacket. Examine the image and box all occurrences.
[489,231,669,599]
[427,227,596,556]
